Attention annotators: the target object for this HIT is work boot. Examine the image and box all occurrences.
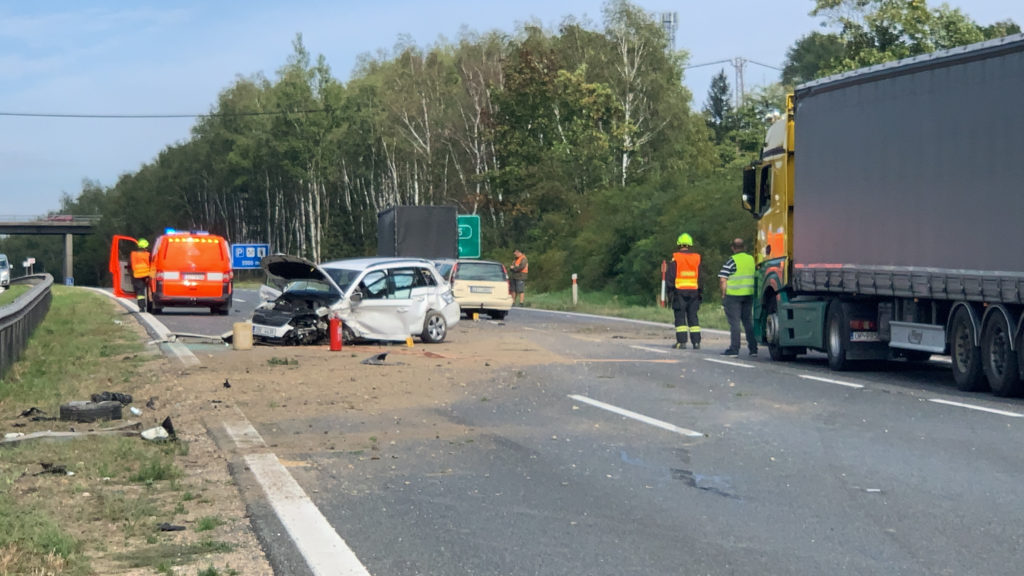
[692,342,700,350]
[720,349,739,357]
[673,342,686,350]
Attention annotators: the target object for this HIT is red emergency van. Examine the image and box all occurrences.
[110,231,233,315]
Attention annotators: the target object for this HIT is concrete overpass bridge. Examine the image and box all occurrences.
[0,215,99,285]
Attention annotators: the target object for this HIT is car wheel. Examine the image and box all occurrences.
[421,311,447,343]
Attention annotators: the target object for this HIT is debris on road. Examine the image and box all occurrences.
[141,426,170,442]
[34,462,70,476]
[19,407,55,421]
[60,400,124,423]
[1,421,142,447]
[158,522,186,532]
[90,391,134,405]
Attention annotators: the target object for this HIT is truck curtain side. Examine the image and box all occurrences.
[742,33,1024,396]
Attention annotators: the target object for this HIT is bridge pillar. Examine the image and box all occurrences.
[64,233,74,285]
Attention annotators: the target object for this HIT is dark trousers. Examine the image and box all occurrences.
[724,294,757,353]
[132,277,148,312]
[672,291,701,346]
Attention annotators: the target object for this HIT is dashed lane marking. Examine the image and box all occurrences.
[630,345,670,354]
[799,374,865,389]
[928,398,1024,418]
[568,394,704,437]
[703,357,755,368]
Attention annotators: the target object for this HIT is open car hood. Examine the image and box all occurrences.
[261,254,331,290]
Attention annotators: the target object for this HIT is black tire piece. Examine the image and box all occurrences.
[421,311,447,343]
[950,306,987,392]
[59,401,123,423]
[826,302,850,371]
[981,312,1022,397]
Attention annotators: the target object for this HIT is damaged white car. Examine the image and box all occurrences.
[251,256,461,345]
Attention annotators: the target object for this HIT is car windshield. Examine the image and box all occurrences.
[323,267,362,294]
[455,262,506,281]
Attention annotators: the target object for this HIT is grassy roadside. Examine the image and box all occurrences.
[526,288,729,330]
[0,287,238,576]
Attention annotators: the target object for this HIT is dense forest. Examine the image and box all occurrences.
[2,0,1016,303]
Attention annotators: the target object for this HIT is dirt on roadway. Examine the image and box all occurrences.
[130,313,672,574]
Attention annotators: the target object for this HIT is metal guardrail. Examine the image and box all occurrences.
[0,274,53,381]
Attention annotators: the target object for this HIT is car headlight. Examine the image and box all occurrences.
[442,290,454,305]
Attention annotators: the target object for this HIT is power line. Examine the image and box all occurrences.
[0,109,331,119]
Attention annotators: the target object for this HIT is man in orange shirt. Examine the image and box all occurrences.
[130,238,152,313]
[510,249,529,306]
[665,233,703,349]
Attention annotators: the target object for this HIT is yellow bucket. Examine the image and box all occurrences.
[233,322,253,350]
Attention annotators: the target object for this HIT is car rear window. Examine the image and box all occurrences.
[159,237,227,268]
[455,262,506,282]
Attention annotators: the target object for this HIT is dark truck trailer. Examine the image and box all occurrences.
[376,205,458,260]
[741,33,1024,395]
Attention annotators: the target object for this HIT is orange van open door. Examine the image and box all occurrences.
[109,235,140,298]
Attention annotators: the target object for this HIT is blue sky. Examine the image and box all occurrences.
[1,0,1021,216]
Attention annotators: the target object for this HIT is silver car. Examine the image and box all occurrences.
[251,256,460,345]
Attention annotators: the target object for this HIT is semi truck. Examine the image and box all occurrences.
[741,33,1024,396]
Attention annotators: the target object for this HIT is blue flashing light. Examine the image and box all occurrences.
[164,227,177,234]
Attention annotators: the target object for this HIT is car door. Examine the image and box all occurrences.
[108,234,140,298]
[391,266,432,334]
[344,268,410,341]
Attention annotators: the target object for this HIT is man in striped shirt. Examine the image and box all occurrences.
[718,238,757,357]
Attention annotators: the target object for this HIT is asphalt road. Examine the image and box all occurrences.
[159,304,1024,575]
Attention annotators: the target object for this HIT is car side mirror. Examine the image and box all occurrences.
[349,290,363,304]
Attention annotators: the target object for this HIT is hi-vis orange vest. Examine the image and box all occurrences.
[513,255,528,275]
[130,250,151,279]
[672,251,701,290]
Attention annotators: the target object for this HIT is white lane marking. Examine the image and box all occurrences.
[799,374,865,389]
[223,420,266,449]
[630,345,669,354]
[703,357,754,368]
[245,453,372,576]
[928,398,1024,418]
[568,394,704,437]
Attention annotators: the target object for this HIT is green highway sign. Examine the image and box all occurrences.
[457,214,480,258]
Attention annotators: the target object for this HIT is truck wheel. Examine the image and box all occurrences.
[981,313,1021,397]
[826,303,851,371]
[765,299,796,361]
[421,311,447,343]
[950,307,987,392]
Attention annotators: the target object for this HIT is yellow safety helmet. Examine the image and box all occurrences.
[676,233,693,247]
[137,238,150,249]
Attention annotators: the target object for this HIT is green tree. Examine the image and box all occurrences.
[703,69,734,144]
[781,31,845,85]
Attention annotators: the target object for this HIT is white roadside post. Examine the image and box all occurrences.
[572,273,578,306]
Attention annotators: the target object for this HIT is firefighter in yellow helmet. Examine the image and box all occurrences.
[130,238,152,313]
[665,233,704,349]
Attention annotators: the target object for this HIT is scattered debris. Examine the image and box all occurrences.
[129,406,143,416]
[60,400,123,423]
[4,432,25,440]
[223,378,231,389]
[19,407,55,421]
[1,421,142,447]
[158,523,186,532]
[362,352,388,365]
[141,427,169,441]
[161,416,177,439]
[145,396,157,410]
[34,462,69,476]
[90,391,134,405]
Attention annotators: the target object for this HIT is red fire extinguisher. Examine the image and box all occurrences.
[329,315,343,351]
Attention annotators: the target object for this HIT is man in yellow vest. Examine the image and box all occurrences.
[665,233,703,349]
[718,238,757,357]
[130,238,152,313]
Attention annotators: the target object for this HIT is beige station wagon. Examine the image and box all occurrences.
[434,259,514,320]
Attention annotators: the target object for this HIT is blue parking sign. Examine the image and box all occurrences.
[231,243,270,269]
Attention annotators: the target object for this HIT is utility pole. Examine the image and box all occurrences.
[733,57,747,108]
[661,12,678,51]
